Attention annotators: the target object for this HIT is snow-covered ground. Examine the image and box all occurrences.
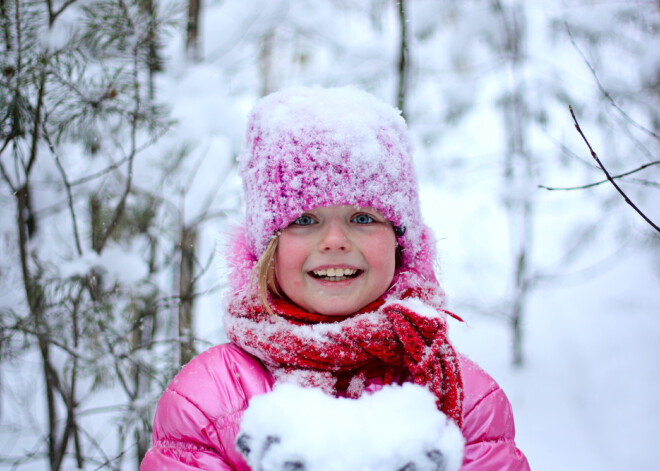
[446,249,660,471]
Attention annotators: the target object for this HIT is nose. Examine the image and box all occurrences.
[319,219,351,252]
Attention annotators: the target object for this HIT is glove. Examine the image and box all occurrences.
[236,433,307,471]
[397,449,448,471]
[236,383,464,471]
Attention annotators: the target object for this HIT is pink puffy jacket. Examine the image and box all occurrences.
[141,343,530,470]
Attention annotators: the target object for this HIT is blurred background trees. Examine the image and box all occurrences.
[1,0,657,469]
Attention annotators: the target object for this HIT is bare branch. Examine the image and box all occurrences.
[20,69,47,178]
[106,336,136,400]
[0,143,17,191]
[47,0,79,26]
[7,323,96,361]
[68,127,170,187]
[76,424,118,471]
[191,245,217,286]
[540,159,660,191]
[541,127,598,169]
[565,23,660,142]
[569,105,660,233]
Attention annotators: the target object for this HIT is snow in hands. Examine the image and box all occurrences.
[237,383,465,471]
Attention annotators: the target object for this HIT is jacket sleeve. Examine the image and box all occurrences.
[140,344,274,471]
[459,383,530,471]
[139,387,237,470]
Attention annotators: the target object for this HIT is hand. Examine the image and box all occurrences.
[237,383,464,471]
[397,449,447,471]
[236,433,307,471]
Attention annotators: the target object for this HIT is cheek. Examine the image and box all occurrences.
[274,235,308,288]
[363,231,397,285]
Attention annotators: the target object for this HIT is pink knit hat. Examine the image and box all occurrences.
[231,86,441,302]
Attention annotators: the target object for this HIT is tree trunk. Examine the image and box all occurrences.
[138,0,162,99]
[396,0,410,120]
[259,30,275,97]
[506,77,532,368]
[178,226,197,366]
[500,2,532,368]
[186,0,201,61]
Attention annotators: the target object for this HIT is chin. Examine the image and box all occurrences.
[316,309,355,317]
[310,299,373,317]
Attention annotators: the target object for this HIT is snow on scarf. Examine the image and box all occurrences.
[224,290,464,427]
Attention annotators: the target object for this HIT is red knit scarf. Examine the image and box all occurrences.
[225,292,464,427]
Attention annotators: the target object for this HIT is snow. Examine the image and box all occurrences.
[2,1,659,470]
[384,297,442,320]
[238,382,465,471]
[59,245,149,285]
[445,250,660,471]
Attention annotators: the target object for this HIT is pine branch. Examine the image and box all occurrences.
[569,106,660,233]
[95,47,141,253]
[47,0,80,26]
[0,139,17,191]
[41,123,83,256]
[25,69,47,175]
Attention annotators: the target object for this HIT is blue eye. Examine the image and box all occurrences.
[352,213,375,224]
[293,215,316,226]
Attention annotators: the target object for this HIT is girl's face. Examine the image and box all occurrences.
[274,205,397,317]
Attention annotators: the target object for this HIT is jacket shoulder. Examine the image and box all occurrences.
[145,343,274,470]
[167,343,274,419]
[458,354,530,470]
[458,354,501,422]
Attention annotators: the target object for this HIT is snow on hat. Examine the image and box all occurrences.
[233,85,440,300]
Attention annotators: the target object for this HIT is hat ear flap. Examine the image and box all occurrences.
[224,225,257,296]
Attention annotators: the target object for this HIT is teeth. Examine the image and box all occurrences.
[313,268,357,277]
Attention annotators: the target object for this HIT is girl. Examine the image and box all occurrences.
[141,86,530,470]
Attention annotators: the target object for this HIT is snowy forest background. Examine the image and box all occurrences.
[1,0,658,470]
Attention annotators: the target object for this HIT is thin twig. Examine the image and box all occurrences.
[95,48,141,253]
[41,123,83,255]
[106,337,136,400]
[47,0,79,26]
[565,23,660,142]
[0,145,16,191]
[540,159,660,191]
[541,127,597,169]
[68,128,170,186]
[569,105,660,233]
[8,319,96,362]
[25,70,47,176]
[191,248,218,286]
[0,134,14,157]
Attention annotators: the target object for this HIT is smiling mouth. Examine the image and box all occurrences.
[309,268,362,281]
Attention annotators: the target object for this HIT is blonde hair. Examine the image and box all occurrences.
[255,235,281,315]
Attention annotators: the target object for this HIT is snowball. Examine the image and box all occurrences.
[237,382,465,471]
